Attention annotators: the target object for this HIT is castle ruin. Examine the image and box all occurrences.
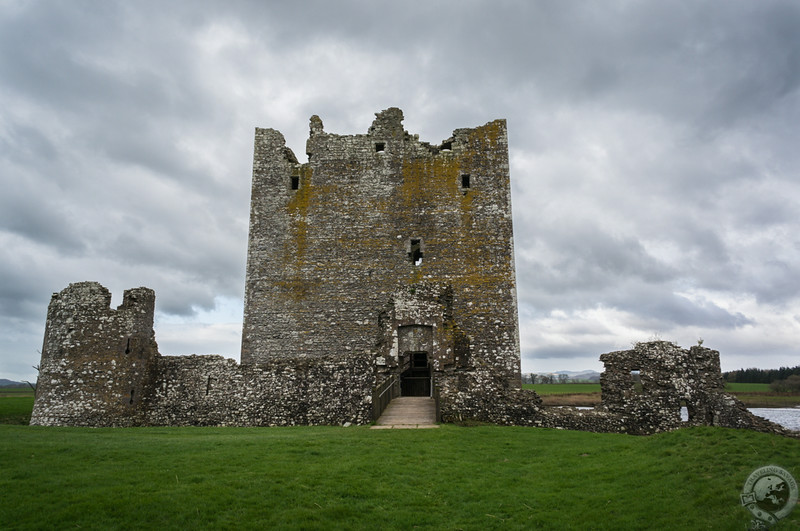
[30,108,792,436]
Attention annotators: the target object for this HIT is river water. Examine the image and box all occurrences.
[677,407,800,431]
[570,406,800,432]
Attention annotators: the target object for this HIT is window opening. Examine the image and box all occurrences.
[124,338,131,354]
[375,142,385,152]
[129,389,135,405]
[461,174,471,188]
[441,141,452,150]
[681,400,690,423]
[291,176,299,190]
[409,239,423,266]
[631,370,643,394]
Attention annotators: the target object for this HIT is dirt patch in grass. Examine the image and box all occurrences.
[540,393,601,407]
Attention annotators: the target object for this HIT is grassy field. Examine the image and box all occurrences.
[524,383,601,395]
[524,382,800,408]
[2,396,799,529]
[1,422,798,529]
[0,395,34,425]
[0,387,34,397]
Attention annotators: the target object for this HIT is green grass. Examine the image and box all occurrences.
[523,383,600,394]
[2,396,800,528]
[0,424,798,529]
[0,396,34,425]
[725,383,771,393]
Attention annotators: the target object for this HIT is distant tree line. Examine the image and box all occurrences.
[521,373,574,384]
[723,365,800,384]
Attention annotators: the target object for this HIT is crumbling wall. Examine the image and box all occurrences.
[30,282,159,427]
[31,283,374,427]
[595,341,792,436]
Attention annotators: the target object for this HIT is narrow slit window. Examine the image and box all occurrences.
[375,142,385,152]
[461,174,471,188]
[409,239,423,266]
[291,176,299,190]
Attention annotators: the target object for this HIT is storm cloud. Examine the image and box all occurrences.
[2,1,799,380]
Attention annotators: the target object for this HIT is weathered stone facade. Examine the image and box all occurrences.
[242,107,521,388]
[29,109,795,437]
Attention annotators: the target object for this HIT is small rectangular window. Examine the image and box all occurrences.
[409,238,423,266]
[291,176,299,190]
[441,141,452,151]
[461,174,471,188]
[375,142,385,152]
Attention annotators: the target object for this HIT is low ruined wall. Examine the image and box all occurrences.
[30,283,375,427]
[146,354,374,427]
[596,341,793,436]
[30,283,795,436]
[437,367,542,425]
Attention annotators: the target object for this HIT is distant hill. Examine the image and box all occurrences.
[558,370,601,382]
[0,379,28,388]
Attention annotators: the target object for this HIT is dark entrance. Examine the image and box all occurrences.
[401,351,431,396]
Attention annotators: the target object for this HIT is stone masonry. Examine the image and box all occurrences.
[29,109,794,437]
[242,107,521,388]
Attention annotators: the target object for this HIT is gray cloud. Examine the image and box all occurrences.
[2,1,800,380]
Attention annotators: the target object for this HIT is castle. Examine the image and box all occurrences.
[29,108,792,436]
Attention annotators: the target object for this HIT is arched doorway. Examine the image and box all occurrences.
[401,351,431,396]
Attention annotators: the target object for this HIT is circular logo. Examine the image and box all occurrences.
[741,466,798,526]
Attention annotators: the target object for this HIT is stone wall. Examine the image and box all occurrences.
[145,354,374,427]
[31,283,374,427]
[29,285,796,437]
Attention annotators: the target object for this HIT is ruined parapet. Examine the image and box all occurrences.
[30,282,159,426]
[598,341,792,436]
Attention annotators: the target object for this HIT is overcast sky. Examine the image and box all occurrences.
[2,1,800,381]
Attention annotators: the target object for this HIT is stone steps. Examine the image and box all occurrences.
[371,396,439,429]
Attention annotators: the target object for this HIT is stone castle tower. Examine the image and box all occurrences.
[242,108,522,392]
[29,108,791,436]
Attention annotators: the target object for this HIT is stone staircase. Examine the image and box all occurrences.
[371,396,439,429]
